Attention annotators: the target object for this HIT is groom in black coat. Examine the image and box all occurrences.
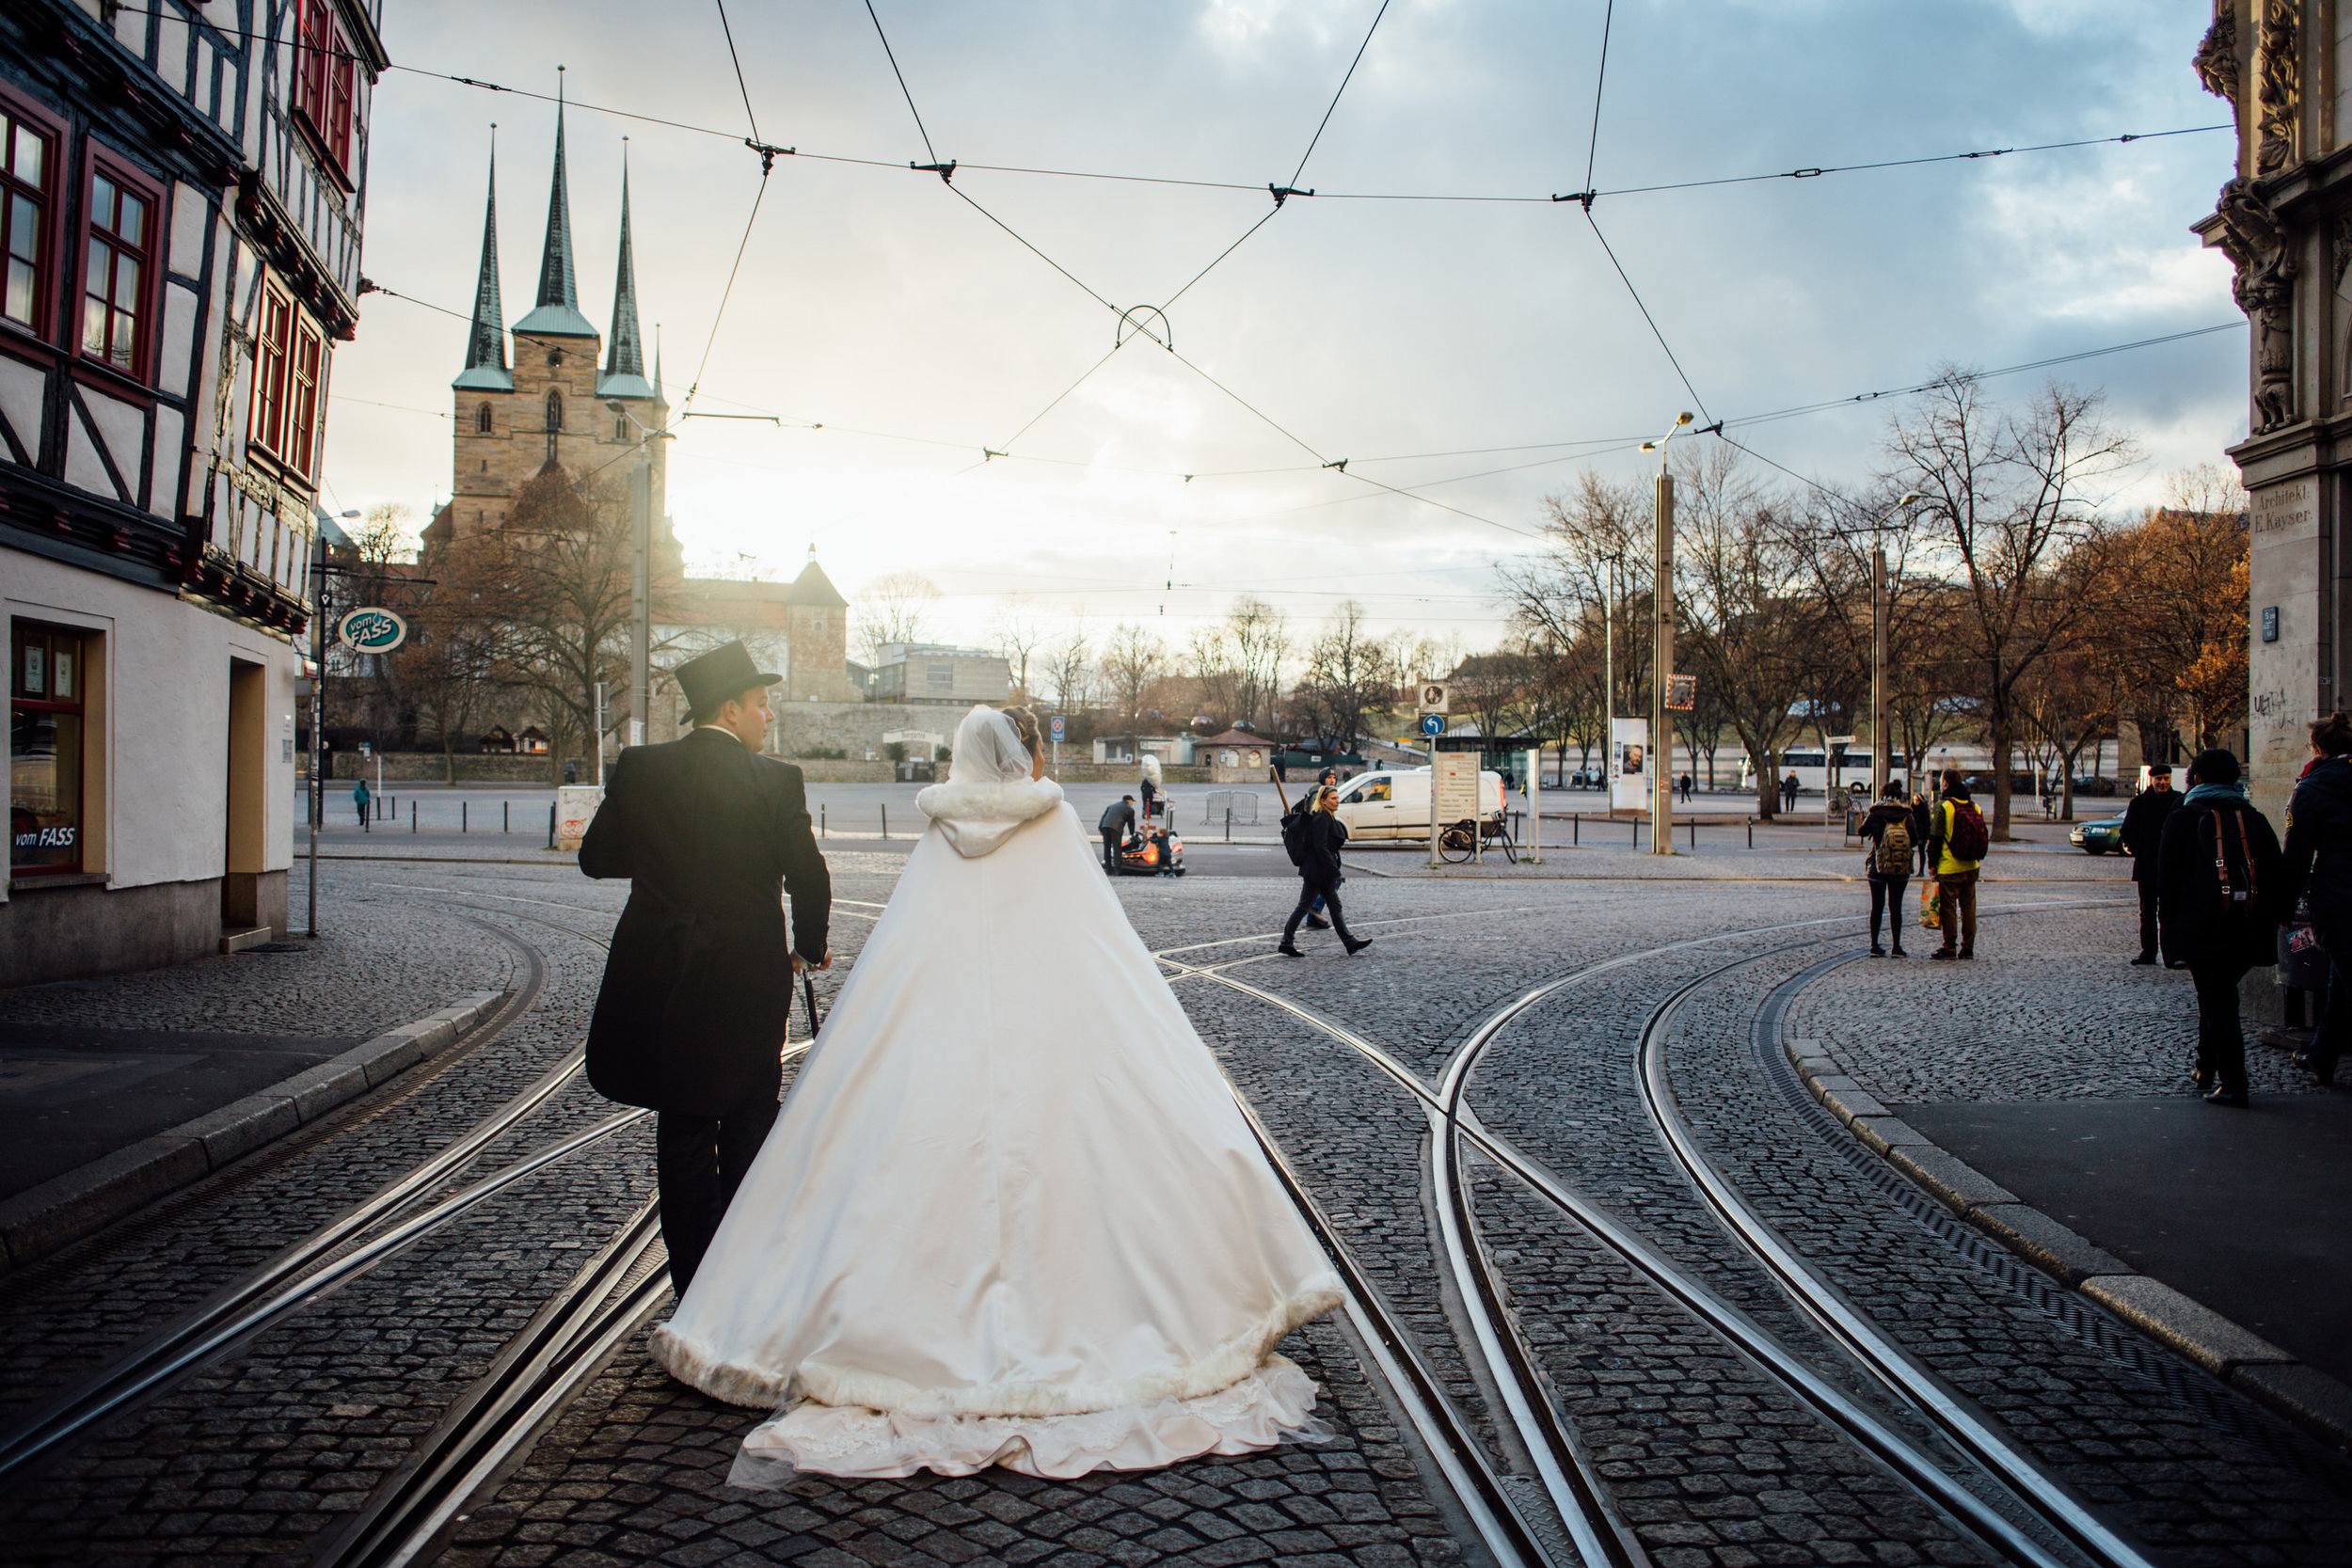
[580,640,832,1294]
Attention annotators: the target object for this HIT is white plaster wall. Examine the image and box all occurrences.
[4,556,298,903]
[2247,477,2321,823]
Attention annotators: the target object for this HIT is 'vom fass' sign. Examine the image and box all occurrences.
[337,608,408,655]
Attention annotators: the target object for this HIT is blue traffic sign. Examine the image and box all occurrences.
[1422,713,1445,737]
[1050,715,1067,739]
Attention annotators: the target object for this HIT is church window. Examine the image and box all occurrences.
[613,413,626,441]
[545,389,562,464]
[475,403,491,434]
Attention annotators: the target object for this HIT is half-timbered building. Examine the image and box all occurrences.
[2,0,385,984]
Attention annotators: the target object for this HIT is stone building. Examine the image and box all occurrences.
[3,0,386,983]
[2194,2,2352,822]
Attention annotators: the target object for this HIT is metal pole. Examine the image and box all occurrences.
[596,680,608,787]
[1870,544,1888,802]
[1428,737,1440,868]
[628,458,651,750]
[1651,471,1675,854]
[1525,747,1543,863]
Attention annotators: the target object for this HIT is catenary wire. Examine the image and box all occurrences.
[1582,209,1712,424]
[681,169,773,412]
[1289,0,1392,189]
[863,0,944,166]
[1582,0,1615,196]
[712,0,763,143]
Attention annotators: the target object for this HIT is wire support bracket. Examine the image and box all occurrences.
[746,138,796,173]
[1551,190,1597,209]
[914,159,958,183]
[1269,183,1315,207]
[1323,458,1350,473]
[1117,305,1173,350]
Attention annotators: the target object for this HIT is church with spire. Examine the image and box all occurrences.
[421,104,675,555]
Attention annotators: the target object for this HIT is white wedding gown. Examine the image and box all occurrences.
[651,705,1344,1481]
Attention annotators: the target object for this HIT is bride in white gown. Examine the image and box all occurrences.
[651,704,1344,1481]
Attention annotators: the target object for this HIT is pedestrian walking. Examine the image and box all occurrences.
[1783,773,1800,813]
[1858,784,1915,957]
[1098,794,1137,873]
[1139,750,1163,825]
[352,777,371,829]
[2158,748,2281,1107]
[1303,768,1341,927]
[1926,770,1987,958]
[577,639,832,1294]
[1679,773,1694,804]
[2120,763,2179,964]
[2279,712,2352,1085]
[1279,784,1372,958]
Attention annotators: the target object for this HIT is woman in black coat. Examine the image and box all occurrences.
[1280,784,1373,957]
[2279,712,2352,1085]
[2158,749,2283,1106]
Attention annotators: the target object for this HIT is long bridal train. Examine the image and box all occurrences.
[651,705,1343,1481]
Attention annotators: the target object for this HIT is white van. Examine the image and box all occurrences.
[1329,767,1507,841]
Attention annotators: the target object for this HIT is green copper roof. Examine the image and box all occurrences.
[453,143,513,390]
[598,155,651,396]
[514,100,597,339]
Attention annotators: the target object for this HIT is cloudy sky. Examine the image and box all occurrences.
[324,0,2243,648]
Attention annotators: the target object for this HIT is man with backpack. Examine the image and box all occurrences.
[1099,794,1137,873]
[2158,749,2281,1106]
[1858,784,1915,957]
[1926,770,1989,959]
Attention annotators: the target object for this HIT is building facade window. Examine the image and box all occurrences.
[251,278,293,458]
[0,103,51,332]
[295,0,358,180]
[287,314,324,477]
[613,412,625,440]
[10,624,87,877]
[545,388,561,463]
[475,401,492,433]
[81,167,150,374]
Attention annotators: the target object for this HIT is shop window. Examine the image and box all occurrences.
[82,167,151,374]
[0,103,51,332]
[10,624,87,877]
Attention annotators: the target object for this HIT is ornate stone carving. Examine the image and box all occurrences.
[2256,2,2297,175]
[2193,1,2237,103]
[2213,177,2297,432]
[2334,212,2352,291]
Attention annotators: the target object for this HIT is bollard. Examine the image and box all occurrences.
[1225,805,1232,843]
[1632,819,1639,847]
[503,800,510,833]
[548,802,557,849]
[821,803,827,837]
[462,801,469,833]
[411,801,417,833]
[881,804,889,840]
[1689,818,1695,850]
[1573,814,1579,847]
[1747,819,1754,848]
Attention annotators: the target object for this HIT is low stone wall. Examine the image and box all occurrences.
[1048,764,1213,784]
[327,752,560,784]
[789,761,895,783]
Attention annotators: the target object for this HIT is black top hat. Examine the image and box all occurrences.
[675,640,780,723]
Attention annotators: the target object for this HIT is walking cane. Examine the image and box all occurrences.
[801,972,822,1040]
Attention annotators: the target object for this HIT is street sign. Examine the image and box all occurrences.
[1664,673,1697,711]
[1050,715,1066,740]
[1422,713,1445,737]
[337,607,408,655]
[1416,681,1449,715]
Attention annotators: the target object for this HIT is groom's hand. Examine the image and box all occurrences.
[791,950,834,974]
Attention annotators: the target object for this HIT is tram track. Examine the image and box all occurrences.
[1169,902,2149,1568]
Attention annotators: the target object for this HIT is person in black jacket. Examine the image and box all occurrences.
[2119,763,2179,964]
[1279,784,1372,958]
[2157,748,2282,1107]
[1099,795,1137,873]
[1858,784,1915,957]
[2278,712,2352,1085]
[580,641,833,1293]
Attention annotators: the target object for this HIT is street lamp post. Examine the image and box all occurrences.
[1867,494,1918,802]
[1640,413,1693,854]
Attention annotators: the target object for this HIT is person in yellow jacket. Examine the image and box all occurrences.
[1926,771,1985,958]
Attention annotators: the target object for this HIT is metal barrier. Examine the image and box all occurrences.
[1204,791,1261,826]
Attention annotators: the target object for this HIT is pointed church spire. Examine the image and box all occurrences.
[513,71,598,338]
[598,141,657,399]
[453,131,514,390]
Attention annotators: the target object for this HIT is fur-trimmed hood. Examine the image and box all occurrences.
[915,777,1066,858]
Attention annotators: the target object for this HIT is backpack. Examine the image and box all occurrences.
[2208,809,2264,942]
[1279,806,1311,868]
[1946,800,1988,863]
[1873,816,1912,877]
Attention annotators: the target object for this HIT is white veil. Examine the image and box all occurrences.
[916,705,1065,857]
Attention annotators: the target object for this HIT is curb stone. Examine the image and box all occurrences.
[1782,1033,2352,1452]
[0,990,505,1274]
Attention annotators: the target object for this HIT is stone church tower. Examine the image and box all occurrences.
[426,107,672,551]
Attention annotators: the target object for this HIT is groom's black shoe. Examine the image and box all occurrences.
[1343,937,1373,956]
[1278,943,1306,958]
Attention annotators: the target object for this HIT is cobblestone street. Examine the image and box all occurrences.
[2,841,2347,1568]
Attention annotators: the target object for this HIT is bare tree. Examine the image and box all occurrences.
[1097,623,1168,726]
[1885,372,2136,838]
[855,570,943,663]
[1045,629,1095,717]
[1226,597,1292,733]
[1292,601,1393,749]
[988,593,1050,702]
[1501,471,1652,721]
[395,570,508,784]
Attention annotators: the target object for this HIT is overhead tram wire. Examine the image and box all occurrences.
[1581,0,1614,198]
[713,0,764,144]
[1582,209,1713,426]
[863,0,945,167]
[1288,0,1392,189]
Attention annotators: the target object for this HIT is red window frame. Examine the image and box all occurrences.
[287,313,325,479]
[294,0,358,183]
[78,158,158,381]
[0,96,57,341]
[250,277,293,460]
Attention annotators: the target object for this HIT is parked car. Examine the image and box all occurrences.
[1330,767,1507,840]
[2069,812,2127,854]
[2071,775,2119,798]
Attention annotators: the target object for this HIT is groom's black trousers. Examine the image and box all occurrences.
[657,1088,780,1294]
